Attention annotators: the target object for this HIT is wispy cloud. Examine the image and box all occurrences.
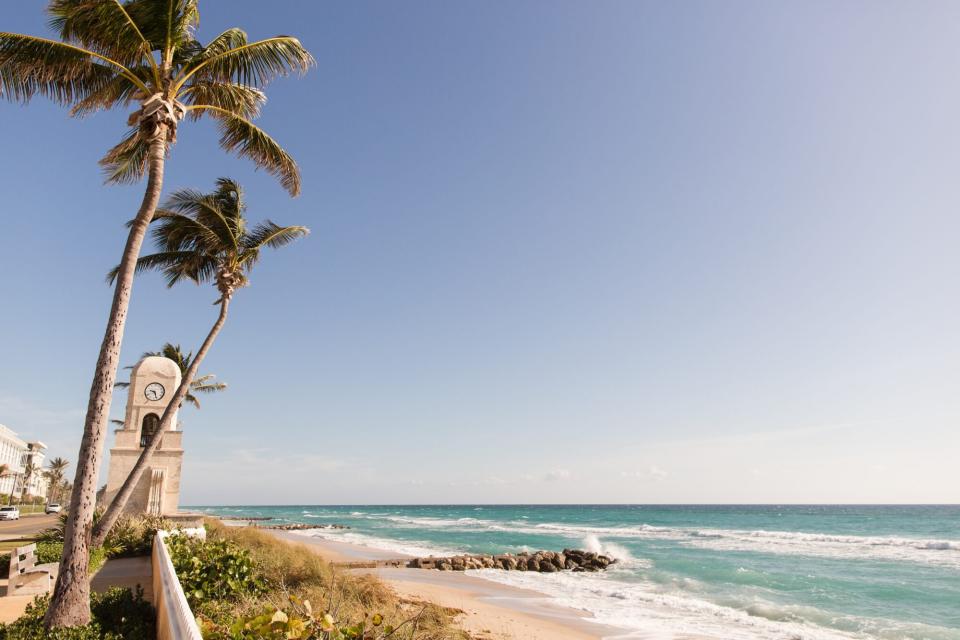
[543,469,572,482]
[620,466,668,482]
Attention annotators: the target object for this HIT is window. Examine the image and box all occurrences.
[140,413,160,447]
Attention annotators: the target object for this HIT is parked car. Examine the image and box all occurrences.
[45,503,61,514]
[0,506,20,520]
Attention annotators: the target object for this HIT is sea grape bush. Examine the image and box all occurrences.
[166,534,264,608]
[200,595,397,640]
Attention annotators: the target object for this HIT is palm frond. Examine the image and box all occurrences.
[71,66,151,117]
[125,0,199,57]
[114,381,130,389]
[150,207,224,252]
[106,249,197,284]
[99,127,150,184]
[182,27,246,66]
[47,0,159,72]
[191,381,226,393]
[177,36,314,90]
[183,393,201,409]
[181,81,264,120]
[110,419,125,426]
[0,32,136,104]
[190,105,301,196]
[243,221,310,250]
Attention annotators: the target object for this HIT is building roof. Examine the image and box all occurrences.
[0,424,28,449]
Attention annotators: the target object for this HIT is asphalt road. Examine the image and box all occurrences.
[0,514,58,538]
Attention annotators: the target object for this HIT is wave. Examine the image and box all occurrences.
[290,528,461,559]
[469,569,960,640]
[493,521,960,569]
[297,511,960,567]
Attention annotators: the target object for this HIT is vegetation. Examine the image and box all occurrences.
[37,512,172,558]
[166,535,264,608]
[184,522,468,640]
[18,461,36,504]
[1,513,168,575]
[93,179,308,547]
[0,588,154,640]
[1,2,313,626]
[45,458,71,504]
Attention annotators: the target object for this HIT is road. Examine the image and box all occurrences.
[0,514,58,538]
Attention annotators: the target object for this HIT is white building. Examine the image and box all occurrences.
[0,424,50,500]
[24,442,49,499]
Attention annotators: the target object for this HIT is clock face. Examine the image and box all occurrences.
[144,382,165,402]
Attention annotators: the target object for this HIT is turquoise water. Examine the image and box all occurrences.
[190,505,960,639]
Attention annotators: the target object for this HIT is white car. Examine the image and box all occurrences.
[0,506,20,520]
[45,503,61,514]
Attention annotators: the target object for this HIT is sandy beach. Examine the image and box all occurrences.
[269,530,621,640]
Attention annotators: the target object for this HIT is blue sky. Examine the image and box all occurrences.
[1,1,959,504]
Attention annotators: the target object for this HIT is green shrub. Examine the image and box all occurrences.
[104,515,172,559]
[35,541,63,564]
[0,588,154,640]
[195,521,469,640]
[202,599,394,640]
[166,535,264,609]
[39,512,169,560]
[91,587,155,640]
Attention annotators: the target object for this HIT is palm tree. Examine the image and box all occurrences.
[19,460,36,504]
[115,342,227,413]
[93,177,307,546]
[1,2,312,627]
[45,457,71,503]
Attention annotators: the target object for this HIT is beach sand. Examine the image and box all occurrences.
[268,530,621,639]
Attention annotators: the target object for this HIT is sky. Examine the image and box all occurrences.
[1,1,959,505]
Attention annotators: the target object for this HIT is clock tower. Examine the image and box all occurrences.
[103,356,185,515]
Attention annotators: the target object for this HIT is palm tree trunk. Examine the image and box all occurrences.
[45,131,169,629]
[91,297,231,548]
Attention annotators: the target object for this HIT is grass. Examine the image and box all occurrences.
[199,520,469,640]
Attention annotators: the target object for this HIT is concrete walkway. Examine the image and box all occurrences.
[0,579,32,623]
[91,557,153,601]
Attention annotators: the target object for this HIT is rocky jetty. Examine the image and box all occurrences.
[407,548,616,572]
[258,523,349,531]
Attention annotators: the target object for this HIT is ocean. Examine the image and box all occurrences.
[189,504,960,639]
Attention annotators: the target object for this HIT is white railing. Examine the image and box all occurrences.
[152,531,204,640]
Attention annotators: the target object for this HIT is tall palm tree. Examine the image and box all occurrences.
[1,2,312,627]
[93,177,307,545]
[115,342,227,410]
[19,460,36,504]
[45,457,71,503]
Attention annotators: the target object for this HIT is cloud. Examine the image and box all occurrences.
[543,469,572,482]
[620,466,668,482]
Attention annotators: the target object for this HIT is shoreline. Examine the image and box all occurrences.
[268,529,626,639]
